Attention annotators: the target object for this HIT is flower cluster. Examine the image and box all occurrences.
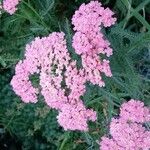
[11,32,97,131]
[120,99,150,123]
[2,0,20,15]
[100,99,150,150]
[11,1,116,131]
[72,1,116,86]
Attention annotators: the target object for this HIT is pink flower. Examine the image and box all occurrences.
[100,100,150,150]
[11,1,116,131]
[11,32,97,131]
[57,102,96,131]
[11,60,38,103]
[100,137,124,150]
[3,0,21,15]
[120,99,150,123]
[72,1,116,33]
[72,1,116,86]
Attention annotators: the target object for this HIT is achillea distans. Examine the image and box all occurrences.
[72,1,116,33]
[100,100,150,150]
[72,1,116,86]
[2,0,20,15]
[57,101,96,131]
[120,99,150,123]
[11,1,116,131]
[11,32,96,131]
[11,60,39,103]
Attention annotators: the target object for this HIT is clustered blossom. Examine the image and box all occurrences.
[72,1,116,86]
[120,99,150,123]
[100,99,150,150]
[2,0,21,15]
[11,32,97,131]
[11,1,116,131]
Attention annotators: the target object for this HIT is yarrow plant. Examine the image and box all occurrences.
[100,99,150,150]
[2,0,21,15]
[11,1,116,131]
[11,32,97,131]
[72,1,116,86]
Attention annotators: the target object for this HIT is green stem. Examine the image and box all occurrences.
[59,132,70,150]
[123,0,131,29]
[120,0,150,30]
[4,113,16,131]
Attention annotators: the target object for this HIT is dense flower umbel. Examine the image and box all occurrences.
[11,1,116,131]
[3,0,21,15]
[11,32,96,131]
[72,1,116,86]
[100,100,150,150]
[120,99,150,123]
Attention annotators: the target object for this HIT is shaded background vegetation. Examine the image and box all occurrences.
[0,0,150,149]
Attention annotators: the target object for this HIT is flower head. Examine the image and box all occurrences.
[100,100,150,150]
[11,32,97,131]
[72,1,116,86]
[120,99,150,123]
[3,0,21,14]
[11,1,116,131]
